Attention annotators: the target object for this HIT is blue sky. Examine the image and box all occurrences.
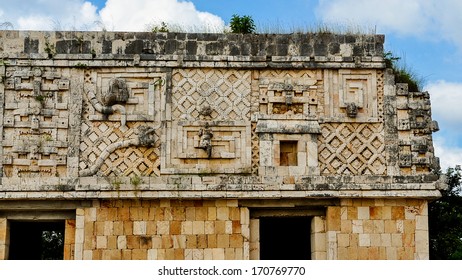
[1,0,461,170]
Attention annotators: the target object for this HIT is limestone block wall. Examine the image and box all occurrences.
[325,198,428,260]
[74,199,248,260]
[64,219,76,260]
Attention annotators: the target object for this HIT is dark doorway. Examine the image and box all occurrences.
[259,217,311,260]
[8,221,65,260]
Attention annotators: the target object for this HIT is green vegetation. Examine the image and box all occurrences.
[130,174,143,188]
[429,166,462,259]
[74,62,89,69]
[229,14,256,34]
[384,51,424,92]
[44,40,56,59]
[151,21,170,33]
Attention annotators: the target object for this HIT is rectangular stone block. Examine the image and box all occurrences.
[117,236,127,250]
[391,233,403,247]
[384,220,396,233]
[170,221,181,235]
[326,207,341,231]
[212,248,225,260]
[195,207,207,220]
[369,207,382,219]
[157,221,170,235]
[126,235,140,249]
[208,207,217,221]
[217,234,230,248]
[357,207,370,220]
[352,220,363,233]
[337,233,350,247]
[415,215,428,231]
[148,249,158,260]
[133,221,147,235]
[96,236,107,249]
[358,234,370,247]
[132,249,147,260]
[152,236,162,249]
[192,221,205,235]
[217,207,229,221]
[392,206,405,220]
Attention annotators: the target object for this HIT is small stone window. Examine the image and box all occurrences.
[280,141,298,166]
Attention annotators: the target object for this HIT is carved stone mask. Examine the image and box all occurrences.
[346,103,358,118]
[101,78,129,106]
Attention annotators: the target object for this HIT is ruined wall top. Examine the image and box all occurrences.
[0,31,385,68]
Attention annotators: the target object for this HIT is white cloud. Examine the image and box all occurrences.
[99,0,224,32]
[434,136,462,170]
[0,0,224,32]
[316,0,462,51]
[424,80,462,170]
[17,15,53,30]
[425,80,462,127]
[0,0,100,30]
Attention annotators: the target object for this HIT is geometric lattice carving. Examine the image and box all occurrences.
[258,70,322,118]
[325,70,379,121]
[395,84,439,174]
[319,123,386,175]
[172,69,251,121]
[79,69,163,177]
[79,121,160,177]
[2,67,72,177]
[251,122,259,175]
[376,70,384,122]
[161,121,251,174]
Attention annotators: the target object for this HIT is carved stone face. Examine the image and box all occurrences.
[101,78,129,106]
[346,102,358,118]
[199,105,213,117]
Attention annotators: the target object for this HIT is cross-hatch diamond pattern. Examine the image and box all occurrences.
[79,120,160,177]
[319,123,386,175]
[172,69,251,121]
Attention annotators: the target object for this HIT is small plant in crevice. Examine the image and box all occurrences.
[42,133,53,142]
[110,176,123,193]
[74,62,88,69]
[151,21,169,33]
[130,173,143,198]
[35,94,46,103]
[384,51,424,92]
[130,174,143,188]
[0,58,9,66]
[44,41,56,59]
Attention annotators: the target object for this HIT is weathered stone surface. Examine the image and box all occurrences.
[0,31,442,260]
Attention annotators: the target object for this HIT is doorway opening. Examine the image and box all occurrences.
[259,216,311,260]
[8,220,65,260]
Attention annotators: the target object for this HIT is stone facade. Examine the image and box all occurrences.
[0,31,442,260]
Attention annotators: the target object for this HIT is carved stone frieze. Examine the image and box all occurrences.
[2,66,75,177]
[171,69,251,121]
[161,121,251,174]
[319,123,386,175]
[79,68,164,177]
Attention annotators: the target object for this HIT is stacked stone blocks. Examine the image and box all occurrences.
[74,199,248,260]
